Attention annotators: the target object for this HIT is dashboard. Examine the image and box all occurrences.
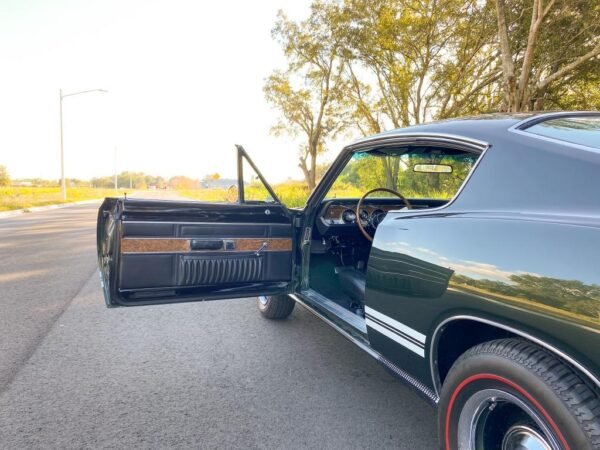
[322,203,402,226]
[315,198,448,237]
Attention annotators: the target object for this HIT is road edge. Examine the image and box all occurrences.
[0,199,103,218]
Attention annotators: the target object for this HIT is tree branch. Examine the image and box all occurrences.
[537,43,600,91]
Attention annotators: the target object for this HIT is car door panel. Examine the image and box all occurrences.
[98,198,295,307]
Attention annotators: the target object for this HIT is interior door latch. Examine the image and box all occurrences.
[302,227,311,245]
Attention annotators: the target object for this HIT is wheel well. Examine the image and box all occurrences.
[435,319,515,386]
[434,319,600,397]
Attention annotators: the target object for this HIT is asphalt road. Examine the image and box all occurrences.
[0,202,436,449]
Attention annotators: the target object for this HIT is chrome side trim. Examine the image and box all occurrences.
[290,294,439,404]
[429,315,600,398]
[377,355,439,404]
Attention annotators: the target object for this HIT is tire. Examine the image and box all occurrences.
[257,295,295,319]
[438,338,600,450]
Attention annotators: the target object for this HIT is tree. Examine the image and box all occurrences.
[494,0,600,111]
[335,0,500,187]
[264,2,349,190]
[0,165,10,187]
[338,0,500,129]
[168,176,199,190]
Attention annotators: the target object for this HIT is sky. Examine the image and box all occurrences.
[0,0,340,183]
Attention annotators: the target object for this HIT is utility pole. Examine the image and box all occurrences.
[114,146,118,190]
[59,89,66,200]
[59,88,107,200]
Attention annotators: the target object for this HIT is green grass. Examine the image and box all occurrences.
[0,187,119,211]
[177,181,365,208]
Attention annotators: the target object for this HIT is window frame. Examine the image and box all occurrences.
[236,145,283,205]
[324,146,479,202]
[509,112,600,154]
[305,133,489,216]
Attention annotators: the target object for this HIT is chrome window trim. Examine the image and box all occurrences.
[349,132,489,152]
[429,315,600,398]
[335,133,492,219]
[508,111,600,153]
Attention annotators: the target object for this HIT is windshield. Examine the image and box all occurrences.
[325,147,478,200]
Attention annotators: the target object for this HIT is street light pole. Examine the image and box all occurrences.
[59,89,66,200]
[59,88,108,200]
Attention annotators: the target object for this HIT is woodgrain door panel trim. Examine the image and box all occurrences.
[121,238,292,254]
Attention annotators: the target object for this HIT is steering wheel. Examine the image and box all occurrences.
[356,188,412,242]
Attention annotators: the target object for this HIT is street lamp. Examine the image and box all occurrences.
[59,88,108,200]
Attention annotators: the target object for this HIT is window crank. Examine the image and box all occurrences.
[255,241,268,256]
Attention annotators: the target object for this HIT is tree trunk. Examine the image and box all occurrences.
[494,0,518,112]
[382,157,400,190]
[309,146,317,191]
[299,157,315,192]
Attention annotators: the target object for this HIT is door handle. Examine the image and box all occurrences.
[190,239,224,251]
[255,241,268,256]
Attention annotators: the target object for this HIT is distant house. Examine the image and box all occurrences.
[200,178,239,189]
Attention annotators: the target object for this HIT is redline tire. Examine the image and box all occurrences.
[257,295,295,319]
[438,338,600,450]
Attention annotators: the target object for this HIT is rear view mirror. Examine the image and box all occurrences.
[413,164,452,173]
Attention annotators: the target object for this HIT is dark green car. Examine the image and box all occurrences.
[98,111,600,450]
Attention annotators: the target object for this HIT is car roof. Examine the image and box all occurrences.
[352,111,600,147]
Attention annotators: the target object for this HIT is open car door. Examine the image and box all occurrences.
[97,146,297,307]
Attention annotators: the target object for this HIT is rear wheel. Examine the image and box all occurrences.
[438,338,600,450]
[257,295,295,319]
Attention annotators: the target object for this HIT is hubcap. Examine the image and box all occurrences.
[502,425,551,450]
[258,295,269,306]
[457,389,559,450]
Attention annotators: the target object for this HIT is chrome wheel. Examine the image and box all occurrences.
[457,389,559,450]
[258,295,269,306]
[502,425,551,450]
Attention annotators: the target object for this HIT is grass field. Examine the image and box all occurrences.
[0,181,361,211]
[178,181,363,208]
[0,187,119,211]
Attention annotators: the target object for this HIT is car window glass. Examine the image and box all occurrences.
[524,117,600,149]
[325,147,478,200]
[242,158,276,203]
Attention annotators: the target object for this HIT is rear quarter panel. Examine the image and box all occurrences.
[367,213,600,390]
[366,131,600,392]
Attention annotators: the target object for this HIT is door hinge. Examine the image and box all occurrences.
[294,216,303,228]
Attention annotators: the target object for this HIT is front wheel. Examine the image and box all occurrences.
[438,338,600,450]
[257,295,295,319]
